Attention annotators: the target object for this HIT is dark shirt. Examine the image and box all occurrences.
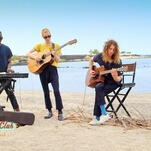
[0,44,12,72]
[93,53,122,84]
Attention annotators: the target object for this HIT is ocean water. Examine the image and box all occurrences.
[11,58,151,93]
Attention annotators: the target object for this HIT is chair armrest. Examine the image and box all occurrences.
[121,83,135,89]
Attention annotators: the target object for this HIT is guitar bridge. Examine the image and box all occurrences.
[35,60,44,66]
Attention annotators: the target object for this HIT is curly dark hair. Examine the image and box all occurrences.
[102,39,120,64]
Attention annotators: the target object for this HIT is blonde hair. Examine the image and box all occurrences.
[102,39,120,64]
[41,28,51,36]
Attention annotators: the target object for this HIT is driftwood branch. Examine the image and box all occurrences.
[64,106,151,130]
[64,88,151,130]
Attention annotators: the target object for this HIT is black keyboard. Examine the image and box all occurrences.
[0,73,28,79]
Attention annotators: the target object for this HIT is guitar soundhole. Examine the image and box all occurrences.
[42,54,46,59]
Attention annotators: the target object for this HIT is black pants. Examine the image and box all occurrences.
[0,80,19,110]
[94,82,119,116]
[39,65,63,111]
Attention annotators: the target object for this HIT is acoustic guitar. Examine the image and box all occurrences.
[27,39,77,74]
[85,65,128,88]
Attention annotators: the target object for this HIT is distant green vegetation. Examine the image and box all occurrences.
[12,55,27,64]
[120,51,132,55]
[11,54,90,65]
[12,51,149,66]
[89,49,99,55]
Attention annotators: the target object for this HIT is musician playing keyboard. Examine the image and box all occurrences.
[0,31,20,111]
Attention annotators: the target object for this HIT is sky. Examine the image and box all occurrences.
[0,0,151,55]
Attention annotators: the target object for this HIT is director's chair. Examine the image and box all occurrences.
[105,62,136,117]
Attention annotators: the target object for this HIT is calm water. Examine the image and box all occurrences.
[12,58,151,93]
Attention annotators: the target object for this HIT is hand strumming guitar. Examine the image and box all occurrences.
[90,69,96,78]
[34,56,42,62]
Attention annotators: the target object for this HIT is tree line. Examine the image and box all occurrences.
[11,49,133,65]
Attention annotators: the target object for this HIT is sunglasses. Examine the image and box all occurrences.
[43,35,51,39]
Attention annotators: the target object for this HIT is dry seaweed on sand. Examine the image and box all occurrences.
[64,106,151,131]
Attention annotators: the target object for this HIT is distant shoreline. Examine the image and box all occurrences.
[120,55,151,59]
[12,54,151,66]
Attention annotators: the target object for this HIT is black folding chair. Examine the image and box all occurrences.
[105,62,136,117]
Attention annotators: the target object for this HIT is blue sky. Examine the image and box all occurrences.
[0,0,151,55]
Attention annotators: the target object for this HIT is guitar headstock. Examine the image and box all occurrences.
[68,39,77,45]
[118,66,128,72]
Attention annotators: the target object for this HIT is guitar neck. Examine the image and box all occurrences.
[46,43,68,57]
[55,43,68,51]
[99,67,123,76]
[99,70,112,75]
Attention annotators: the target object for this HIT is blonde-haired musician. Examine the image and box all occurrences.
[26,28,64,121]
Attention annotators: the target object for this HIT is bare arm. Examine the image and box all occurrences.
[51,51,61,63]
[7,58,14,73]
[111,69,122,82]
[89,57,94,70]
[26,48,36,59]
[89,57,96,77]
[26,48,41,62]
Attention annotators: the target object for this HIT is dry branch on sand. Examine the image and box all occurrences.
[107,116,151,131]
[64,106,151,131]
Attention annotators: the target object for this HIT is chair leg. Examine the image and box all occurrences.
[115,88,132,117]
[106,95,117,116]
[106,87,131,117]
[106,88,122,116]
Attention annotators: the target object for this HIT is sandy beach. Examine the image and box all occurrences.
[0,91,151,151]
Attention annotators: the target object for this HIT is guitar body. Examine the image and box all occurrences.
[85,65,106,88]
[27,49,52,74]
[0,106,35,125]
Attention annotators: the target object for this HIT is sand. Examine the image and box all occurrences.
[0,91,151,151]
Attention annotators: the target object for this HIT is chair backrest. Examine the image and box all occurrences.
[121,62,136,83]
